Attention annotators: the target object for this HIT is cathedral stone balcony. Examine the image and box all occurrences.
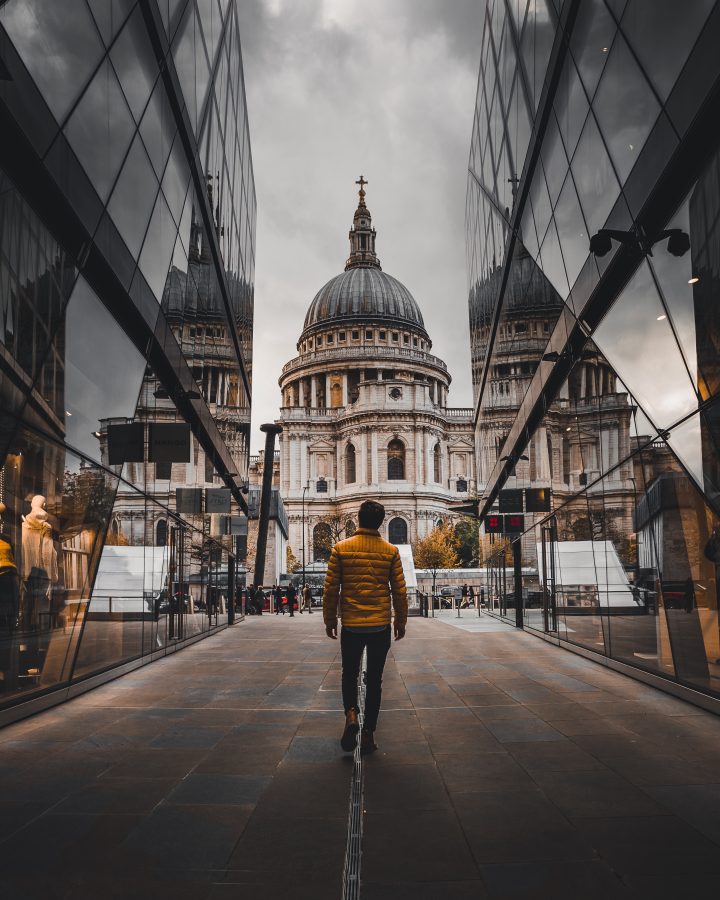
[443,407,474,418]
[279,406,339,420]
[280,345,449,377]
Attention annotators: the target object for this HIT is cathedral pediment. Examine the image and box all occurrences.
[308,438,336,452]
[448,438,474,452]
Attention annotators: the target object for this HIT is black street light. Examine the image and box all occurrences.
[301,480,310,590]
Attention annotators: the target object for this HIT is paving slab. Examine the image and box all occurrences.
[2,613,720,898]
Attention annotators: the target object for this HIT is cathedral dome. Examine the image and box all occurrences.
[300,177,428,340]
[303,267,425,332]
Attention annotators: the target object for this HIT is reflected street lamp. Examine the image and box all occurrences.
[589,227,690,258]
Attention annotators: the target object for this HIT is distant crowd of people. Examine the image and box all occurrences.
[244,582,314,616]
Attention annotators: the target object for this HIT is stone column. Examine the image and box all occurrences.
[415,427,424,484]
[289,434,299,492]
[342,372,348,406]
[371,430,379,484]
[299,436,308,487]
[325,373,332,408]
[360,427,368,486]
[310,375,317,408]
[298,379,305,407]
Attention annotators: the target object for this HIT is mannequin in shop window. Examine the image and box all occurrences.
[0,502,20,635]
[21,495,58,630]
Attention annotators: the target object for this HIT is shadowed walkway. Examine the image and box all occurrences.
[2,615,720,898]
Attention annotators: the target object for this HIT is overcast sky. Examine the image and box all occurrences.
[237,0,482,452]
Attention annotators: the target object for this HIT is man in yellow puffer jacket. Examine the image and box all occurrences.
[323,500,407,754]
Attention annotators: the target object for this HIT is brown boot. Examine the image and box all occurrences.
[360,727,377,755]
[340,708,360,752]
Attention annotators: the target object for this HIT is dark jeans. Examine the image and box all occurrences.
[341,625,391,732]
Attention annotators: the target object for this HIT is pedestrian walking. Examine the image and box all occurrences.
[300,583,313,614]
[468,585,475,608]
[323,499,407,755]
[273,584,284,615]
[461,583,469,608]
[286,582,297,617]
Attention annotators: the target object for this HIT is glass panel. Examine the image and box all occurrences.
[110,5,158,122]
[162,134,192,225]
[593,33,660,183]
[0,169,78,418]
[553,58,589,160]
[138,192,176,302]
[107,132,159,258]
[521,0,556,113]
[538,217,569,298]
[592,261,698,431]
[553,172,587,289]
[63,278,147,462]
[620,0,713,101]
[196,0,222,70]
[64,59,135,202]
[569,0,616,100]
[87,0,135,47]
[541,114,568,207]
[139,79,177,180]
[1,0,105,121]
[571,111,620,237]
[654,156,720,404]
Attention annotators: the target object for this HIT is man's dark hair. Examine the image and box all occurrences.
[358,500,385,529]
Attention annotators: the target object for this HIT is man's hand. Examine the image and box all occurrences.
[325,622,337,640]
[394,622,406,641]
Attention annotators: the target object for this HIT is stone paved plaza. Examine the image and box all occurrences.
[2,615,720,899]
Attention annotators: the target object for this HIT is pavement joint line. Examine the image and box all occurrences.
[341,647,366,900]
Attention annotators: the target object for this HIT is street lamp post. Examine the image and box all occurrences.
[301,481,310,590]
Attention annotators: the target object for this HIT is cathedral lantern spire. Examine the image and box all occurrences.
[345,175,381,270]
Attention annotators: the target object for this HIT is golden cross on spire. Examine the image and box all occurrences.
[355,175,367,200]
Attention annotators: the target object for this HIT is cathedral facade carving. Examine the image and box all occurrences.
[276,180,474,563]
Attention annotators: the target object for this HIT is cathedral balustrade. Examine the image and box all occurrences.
[280,345,449,377]
[442,408,474,418]
[280,406,339,419]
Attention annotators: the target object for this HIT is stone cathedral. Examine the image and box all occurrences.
[276,179,475,564]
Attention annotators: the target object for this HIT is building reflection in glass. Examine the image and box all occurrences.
[467,0,720,702]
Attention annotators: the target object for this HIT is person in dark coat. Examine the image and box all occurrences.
[286,582,297,617]
[273,584,285,615]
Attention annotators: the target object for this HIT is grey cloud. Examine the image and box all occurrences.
[237,0,482,449]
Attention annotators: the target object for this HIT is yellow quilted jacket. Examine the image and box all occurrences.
[322,528,408,628]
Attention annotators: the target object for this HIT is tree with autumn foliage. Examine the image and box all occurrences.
[413,520,461,569]
[286,545,301,573]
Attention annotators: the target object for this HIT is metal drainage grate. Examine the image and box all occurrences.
[341,649,366,900]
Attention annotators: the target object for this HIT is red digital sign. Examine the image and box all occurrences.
[505,514,525,533]
[485,514,504,534]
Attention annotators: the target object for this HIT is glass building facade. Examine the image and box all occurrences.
[0,1,254,723]
[467,0,720,702]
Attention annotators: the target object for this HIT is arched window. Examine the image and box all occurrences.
[345,442,356,483]
[433,443,441,483]
[387,439,405,480]
[388,518,408,545]
[345,519,356,537]
[156,519,167,547]
[313,523,332,562]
